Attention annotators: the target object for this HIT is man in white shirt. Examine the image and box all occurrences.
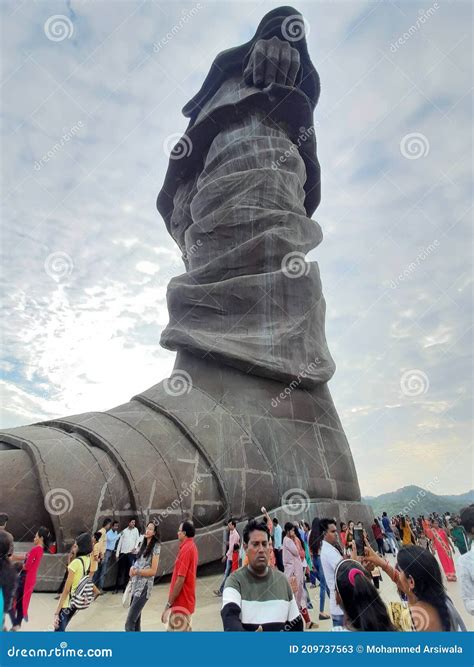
[320,518,344,627]
[458,505,474,615]
[114,519,140,593]
[272,517,284,571]
[214,519,240,596]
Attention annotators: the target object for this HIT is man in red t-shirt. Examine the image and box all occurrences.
[161,521,198,631]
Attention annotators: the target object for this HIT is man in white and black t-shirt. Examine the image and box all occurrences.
[221,519,303,632]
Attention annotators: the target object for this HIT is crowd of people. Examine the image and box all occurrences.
[0,513,198,633]
[218,507,472,632]
[0,503,472,633]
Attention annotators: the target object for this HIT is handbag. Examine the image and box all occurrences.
[122,580,132,608]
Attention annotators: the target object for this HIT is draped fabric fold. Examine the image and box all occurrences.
[160,113,335,386]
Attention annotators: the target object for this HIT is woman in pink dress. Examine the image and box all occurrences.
[431,520,457,581]
[282,523,317,629]
[9,527,50,629]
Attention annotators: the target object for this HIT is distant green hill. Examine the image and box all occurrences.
[362,486,474,518]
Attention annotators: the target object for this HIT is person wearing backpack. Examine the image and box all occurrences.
[53,533,93,631]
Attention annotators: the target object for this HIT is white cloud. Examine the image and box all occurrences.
[1,0,471,497]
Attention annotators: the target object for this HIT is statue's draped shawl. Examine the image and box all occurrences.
[157,6,322,230]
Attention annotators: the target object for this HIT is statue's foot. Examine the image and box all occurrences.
[0,351,372,589]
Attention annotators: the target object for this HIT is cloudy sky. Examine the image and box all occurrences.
[1,0,472,497]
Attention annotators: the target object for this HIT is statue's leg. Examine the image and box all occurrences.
[158,110,363,504]
[162,111,335,386]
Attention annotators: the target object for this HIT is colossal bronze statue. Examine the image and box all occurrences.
[0,6,373,587]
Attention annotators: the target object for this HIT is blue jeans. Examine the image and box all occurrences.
[218,559,232,594]
[332,614,344,628]
[54,607,77,632]
[385,532,398,555]
[97,549,113,589]
[311,554,329,613]
[125,588,148,632]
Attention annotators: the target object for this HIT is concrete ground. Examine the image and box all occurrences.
[16,554,474,632]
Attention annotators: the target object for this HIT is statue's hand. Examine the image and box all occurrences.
[243,36,301,88]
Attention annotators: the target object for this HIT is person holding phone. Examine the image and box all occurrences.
[363,543,466,631]
[353,527,365,557]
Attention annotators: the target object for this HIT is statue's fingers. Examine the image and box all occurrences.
[252,47,266,87]
[275,43,292,84]
[286,49,301,87]
[243,59,254,86]
[263,56,278,87]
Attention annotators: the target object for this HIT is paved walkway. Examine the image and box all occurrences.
[18,555,474,632]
